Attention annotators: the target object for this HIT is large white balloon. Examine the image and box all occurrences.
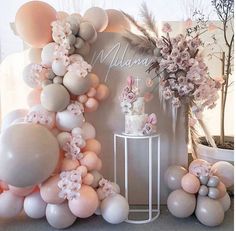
[24,191,47,219]
[101,194,129,224]
[46,203,77,229]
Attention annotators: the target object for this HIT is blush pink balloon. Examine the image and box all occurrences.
[0,191,24,218]
[95,158,102,171]
[83,139,101,155]
[60,159,80,171]
[88,73,100,88]
[27,89,42,107]
[15,1,56,48]
[83,173,94,185]
[68,185,99,218]
[81,122,96,140]
[76,166,88,178]
[95,84,109,101]
[181,173,200,194]
[87,88,97,98]
[9,185,35,197]
[78,95,88,104]
[40,175,65,204]
[85,98,99,112]
[80,152,99,171]
[217,181,227,198]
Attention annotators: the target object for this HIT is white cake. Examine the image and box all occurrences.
[120,76,157,136]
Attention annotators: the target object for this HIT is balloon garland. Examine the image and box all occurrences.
[165,159,233,227]
[0,1,129,229]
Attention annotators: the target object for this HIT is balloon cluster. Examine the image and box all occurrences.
[0,1,130,229]
[165,159,234,227]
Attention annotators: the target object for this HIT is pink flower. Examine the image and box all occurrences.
[162,87,173,100]
[98,178,119,198]
[172,97,181,108]
[126,92,136,103]
[67,101,84,116]
[162,23,172,33]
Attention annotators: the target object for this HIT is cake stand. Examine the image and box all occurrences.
[113,133,160,224]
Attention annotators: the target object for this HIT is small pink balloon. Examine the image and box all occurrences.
[40,175,65,204]
[78,95,88,104]
[88,73,100,88]
[95,84,109,101]
[81,122,96,140]
[87,88,97,98]
[61,159,80,171]
[85,98,99,112]
[76,166,88,177]
[0,191,24,218]
[9,185,35,197]
[217,181,227,198]
[27,89,42,107]
[83,173,94,185]
[80,152,98,171]
[83,139,101,155]
[68,185,99,218]
[181,173,200,194]
[95,158,102,171]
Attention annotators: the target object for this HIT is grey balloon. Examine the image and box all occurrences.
[164,166,188,190]
[199,175,209,185]
[207,176,220,187]
[195,195,224,226]
[0,123,60,187]
[198,185,209,196]
[167,189,196,218]
[208,187,220,199]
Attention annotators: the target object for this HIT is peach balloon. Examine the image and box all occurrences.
[181,173,200,194]
[80,152,98,171]
[15,1,57,48]
[68,185,99,218]
[85,98,99,112]
[27,89,41,107]
[40,175,65,204]
[88,73,100,88]
[217,181,227,198]
[95,158,102,171]
[87,88,97,98]
[76,166,88,178]
[61,159,80,171]
[83,173,94,185]
[83,139,101,155]
[78,95,88,104]
[9,185,35,197]
[81,122,96,140]
[95,84,109,101]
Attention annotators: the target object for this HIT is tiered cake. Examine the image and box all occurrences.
[120,76,157,136]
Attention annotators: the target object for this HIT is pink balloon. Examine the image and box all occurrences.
[89,73,100,88]
[81,122,96,140]
[0,191,24,218]
[9,185,35,197]
[80,152,99,171]
[76,166,88,178]
[68,185,99,218]
[61,159,80,171]
[83,139,101,155]
[95,84,109,101]
[40,175,65,204]
[78,95,88,104]
[15,1,56,48]
[217,181,227,198]
[84,98,99,112]
[181,173,200,194]
[27,89,42,107]
[87,88,97,98]
[83,173,94,185]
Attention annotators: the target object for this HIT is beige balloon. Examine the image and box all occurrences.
[105,9,130,32]
[75,42,90,57]
[83,7,108,32]
[0,123,60,187]
[78,22,97,42]
[41,84,70,112]
[63,72,91,95]
[195,195,225,226]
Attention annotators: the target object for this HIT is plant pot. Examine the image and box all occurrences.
[196,136,234,165]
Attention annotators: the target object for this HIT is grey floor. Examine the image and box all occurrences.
[0,203,233,231]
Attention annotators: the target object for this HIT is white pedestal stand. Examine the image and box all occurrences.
[113,133,160,224]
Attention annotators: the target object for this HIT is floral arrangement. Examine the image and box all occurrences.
[142,113,157,135]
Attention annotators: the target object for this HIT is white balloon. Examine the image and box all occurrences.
[101,194,129,224]
[24,191,47,219]
[81,122,96,140]
[52,60,67,76]
[219,193,231,212]
[0,191,24,218]
[1,109,28,132]
[41,42,57,67]
[46,203,77,229]
[56,110,85,132]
